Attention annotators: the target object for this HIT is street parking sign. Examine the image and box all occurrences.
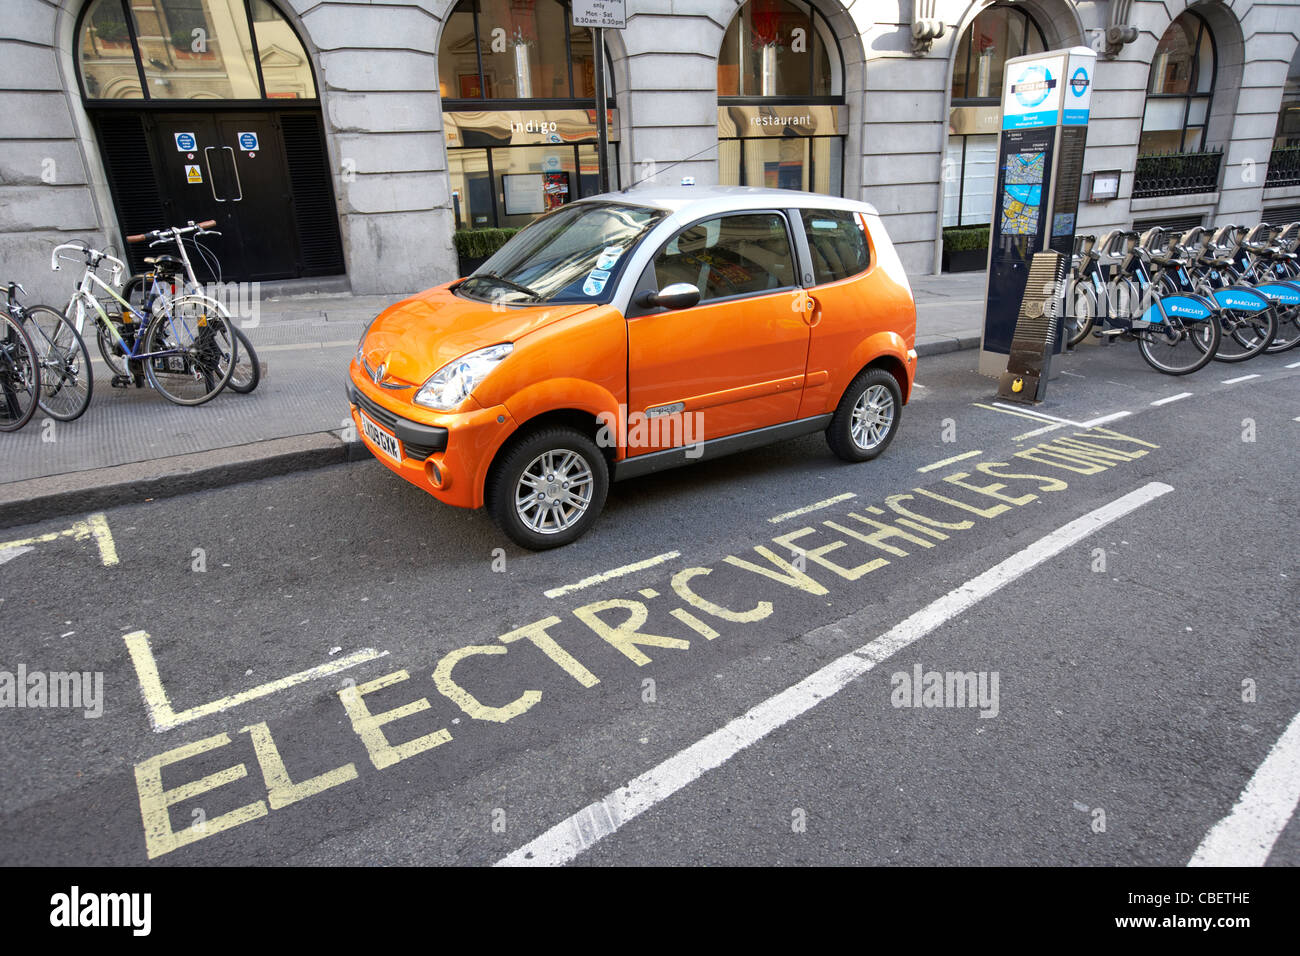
[572,0,625,29]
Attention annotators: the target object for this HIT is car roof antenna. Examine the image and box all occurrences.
[621,142,721,193]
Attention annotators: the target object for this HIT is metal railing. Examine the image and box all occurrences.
[1266,146,1300,187]
[1132,148,1223,198]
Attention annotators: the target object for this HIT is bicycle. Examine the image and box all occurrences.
[122,220,261,395]
[1154,226,1277,363]
[0,309,40,433]
[52,240,236,406]
[1182,223,1300,354]
[1,282,92,422]
[1083,226,1222,375]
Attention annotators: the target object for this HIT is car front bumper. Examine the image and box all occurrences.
[346,361,516,509]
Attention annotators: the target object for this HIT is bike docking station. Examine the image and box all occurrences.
[979,46,1097,402]
[997,251,1067,403]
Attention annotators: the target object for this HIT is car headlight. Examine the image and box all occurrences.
[413,343,513,411]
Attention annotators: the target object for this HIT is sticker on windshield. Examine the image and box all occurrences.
[595,246,623,270]
[583,269,610,296]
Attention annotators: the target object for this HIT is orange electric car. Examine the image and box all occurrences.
[348,185,918,549]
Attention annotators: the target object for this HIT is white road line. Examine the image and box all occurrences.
[991,401,1079,425]
[1151,392,1193,406]
[1221,374,1260,385]
[1286,360,1300,369]
[983,402,1130,437]
[767,493,857,524]
[1013,422,1065,441]
[1078,410,1132,427]
[972,402,1058,423]
[1189,709,1300,867]
[498,481,1175,867]
[543,551,682,599]
[917,450,982,473]
[0,546,33,566]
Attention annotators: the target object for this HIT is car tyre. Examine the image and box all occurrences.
[826,367,903,462]
[488,426,609,550]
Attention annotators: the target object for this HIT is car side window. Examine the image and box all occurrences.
[801,209,871,285]
[653,213,796,303]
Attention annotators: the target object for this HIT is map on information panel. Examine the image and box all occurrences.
[1000,151,1045,235]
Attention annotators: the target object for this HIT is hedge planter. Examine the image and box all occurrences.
[453,228,519,278]
[941,226,989,273]
[942,249,987,273]
[457,255,490,277]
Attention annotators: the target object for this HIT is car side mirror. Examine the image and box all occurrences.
[635,283,700,311]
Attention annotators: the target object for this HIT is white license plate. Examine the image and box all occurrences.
[359,410,402,464]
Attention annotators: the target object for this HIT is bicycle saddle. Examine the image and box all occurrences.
[143,255,184,274]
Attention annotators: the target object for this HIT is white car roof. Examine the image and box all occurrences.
[578,184,880,219]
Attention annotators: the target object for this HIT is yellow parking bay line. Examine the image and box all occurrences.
[0,513,118,567]
[124,630,388,733]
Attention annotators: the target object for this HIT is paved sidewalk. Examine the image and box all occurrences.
[0,272,986,525]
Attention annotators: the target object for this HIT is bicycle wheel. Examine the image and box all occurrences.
[22,305,93,421]
[0,313,40,432]
[1213,307,1276,363]
[1067,281,1096,346]
[1264,305,1300,353]
[1136,314,1221,375]
[226,323,261,394]
[141,295,235,405]
[93,285,140,378]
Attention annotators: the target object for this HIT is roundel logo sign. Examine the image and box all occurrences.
[1070,67,1090,98]
[1013,64,1054,108]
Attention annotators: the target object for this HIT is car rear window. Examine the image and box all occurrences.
[801,209,870,285]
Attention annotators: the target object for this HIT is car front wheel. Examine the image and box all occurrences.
[826,367,903,462]
[488,426,609,550]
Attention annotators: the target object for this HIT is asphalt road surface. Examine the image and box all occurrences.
[1,341,1297,867]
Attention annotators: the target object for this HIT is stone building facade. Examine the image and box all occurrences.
[3,0,1299,302]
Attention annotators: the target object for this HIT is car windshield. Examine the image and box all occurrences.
[458,202,665,305]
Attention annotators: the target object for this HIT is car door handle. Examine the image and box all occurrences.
[802,292,822,327]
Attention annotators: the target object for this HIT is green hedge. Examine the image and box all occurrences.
[453,228,520,260]
[942,225,990,253]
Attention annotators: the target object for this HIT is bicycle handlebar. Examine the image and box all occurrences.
[50,242,125,287]
[127,220,219,244]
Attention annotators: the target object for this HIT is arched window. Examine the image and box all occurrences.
[1265,44,1300,186]
[944,4,1046,230]
[438,0,611,102]
[950,3,1046,104]
[78,0,316,101]
[716,0,845,196]
[717,0,839,98]
[1139,11,1215,154]
[439,1,618,230]
[1273,43,1300,148]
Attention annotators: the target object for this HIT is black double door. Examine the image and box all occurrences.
[94,109,344,283]
[149,113,294,281]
